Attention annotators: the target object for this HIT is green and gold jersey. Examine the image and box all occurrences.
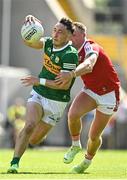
[33,37,78,102]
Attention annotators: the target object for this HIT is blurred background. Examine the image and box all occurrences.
[0,0,127,149]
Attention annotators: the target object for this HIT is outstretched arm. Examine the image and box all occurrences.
[21,76,72,90]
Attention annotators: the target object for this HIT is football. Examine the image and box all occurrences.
[21,20,44,43]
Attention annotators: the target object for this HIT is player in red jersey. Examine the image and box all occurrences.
[55,22,120,173]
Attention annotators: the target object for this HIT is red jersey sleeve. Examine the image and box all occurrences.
[84,42,99,58]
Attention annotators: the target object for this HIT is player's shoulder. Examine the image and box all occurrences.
[66,42,78,55]
[62,44,78,63]
[83,38,101,54]
[64,47,78,61]
[68,46,78,55]
[44,37,53,44]
[84,39,97,48]
[43,37,53,51]
[61,42,78,60]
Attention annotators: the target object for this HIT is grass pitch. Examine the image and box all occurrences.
[0,148,127,179]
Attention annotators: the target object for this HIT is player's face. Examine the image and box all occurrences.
[71,27,85,49]
[52,22,71,48]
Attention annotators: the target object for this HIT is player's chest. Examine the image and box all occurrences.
[45,47,63,65]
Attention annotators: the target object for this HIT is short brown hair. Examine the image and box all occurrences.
[59,18,74,34]
[73,22,87,34]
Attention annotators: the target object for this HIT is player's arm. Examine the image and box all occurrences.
[71,42,99,77]
[55,44,98,82]
[21,53,78,90]
[55,52,78,86]
[23,37,44,49]
[45,78,71,90]
[72,53,98,77]
[21,76,71,90]
[22,15,44,49]
[55,53,97,82]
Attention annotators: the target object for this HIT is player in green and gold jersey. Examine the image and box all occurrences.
[7,15,78,173]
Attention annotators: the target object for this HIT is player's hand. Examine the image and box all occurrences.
[55,71,72,84]
[24,15,42,25]
[54,79,71,90]
[21,76,40,86]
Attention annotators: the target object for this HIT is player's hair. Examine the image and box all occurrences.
[73,22,87,34]
[59,18,74,34]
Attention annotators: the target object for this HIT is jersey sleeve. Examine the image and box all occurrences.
[84,42,99,58]
[61,52,78,72]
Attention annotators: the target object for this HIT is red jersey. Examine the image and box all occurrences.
[78,39,120,96]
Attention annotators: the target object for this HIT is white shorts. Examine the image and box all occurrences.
[82,87,119,115]
[28,90,67,126]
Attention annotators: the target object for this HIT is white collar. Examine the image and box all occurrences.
[53,41,72,52]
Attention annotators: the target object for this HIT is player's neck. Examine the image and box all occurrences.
[53,41,71,49]
[78,38,86,51]
[53,41,71,51]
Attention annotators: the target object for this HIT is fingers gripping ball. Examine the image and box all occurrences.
[21,21,44,43]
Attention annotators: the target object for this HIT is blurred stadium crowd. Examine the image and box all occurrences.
[0,0,127,149]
